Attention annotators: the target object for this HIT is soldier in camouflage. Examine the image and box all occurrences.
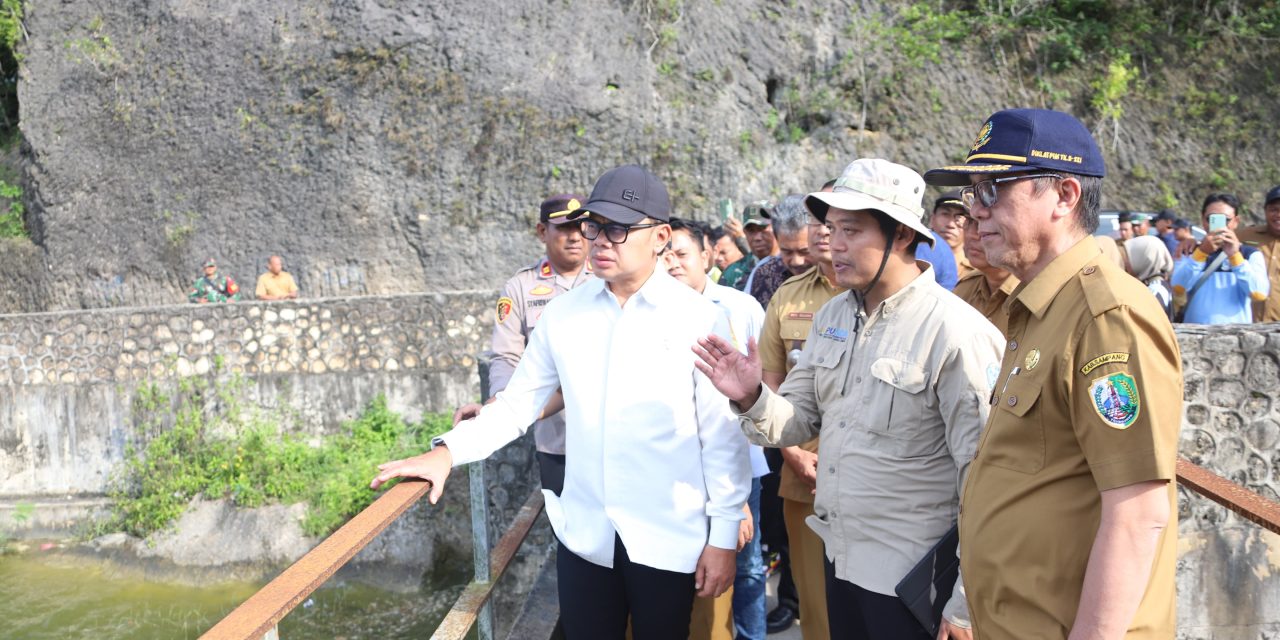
[188,258,241,303]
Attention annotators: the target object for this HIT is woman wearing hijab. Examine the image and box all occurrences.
[1123,235,1175,318]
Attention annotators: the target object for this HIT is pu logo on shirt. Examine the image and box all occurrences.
[819,326,848,342]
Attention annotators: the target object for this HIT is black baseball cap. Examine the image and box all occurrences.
[1173,218,1191,230]
[933,191,967,212]
[1117,211,1133,224]
[1153,209,1177,223]
[540,193,586,225]
[567,165,671,224]
[924,108,1106,187]
[1266,185,1280,206]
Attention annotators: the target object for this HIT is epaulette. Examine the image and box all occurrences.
[514,257,546,275]
[1079,262,1122,317]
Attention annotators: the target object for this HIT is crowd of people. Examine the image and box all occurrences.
[365,107,1275,640]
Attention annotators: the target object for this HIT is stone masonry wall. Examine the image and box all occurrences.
[1175,324,1280,640]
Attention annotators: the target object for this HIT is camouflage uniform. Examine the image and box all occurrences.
[188,274,241,303]
[489,256,594,455]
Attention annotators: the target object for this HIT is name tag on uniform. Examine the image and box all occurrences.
[820,326,848,342]
[788,312,814,320]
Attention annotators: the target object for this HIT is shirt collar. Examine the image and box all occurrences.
[1009,236,1100,319]
[849,261,937,317]
[597,263,675,307]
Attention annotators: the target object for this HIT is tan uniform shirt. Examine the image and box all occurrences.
[255,271,298,299]
[959,238,1181,639]
[1239,224,1280,322]
[489,257,593,454]
[758,267,845,503]
[952,270,1020,337]
[739,265,1003,610]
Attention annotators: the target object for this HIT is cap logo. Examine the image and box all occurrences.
[621,189,639,202]
[970,121,994,152]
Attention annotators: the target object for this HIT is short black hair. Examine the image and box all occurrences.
[1202,192,1241,215]
[821,178,837,190]
[669,218,706,251]
[707,225,729,245]
[868,211,923,255]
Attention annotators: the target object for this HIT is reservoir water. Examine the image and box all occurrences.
[0,548,466,639]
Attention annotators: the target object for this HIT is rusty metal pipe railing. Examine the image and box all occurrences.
[433,489,545,640]
[200,478,433,640]
[1176,457,1280,535]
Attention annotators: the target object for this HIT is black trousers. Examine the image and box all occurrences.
[557,535,696,639]
[824,557,932,640]
[536,451,566,496]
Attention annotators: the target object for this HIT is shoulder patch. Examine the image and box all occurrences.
[495,297,514,324]
[1079,263,1122,316]
[1080,352,1129,375]
[529,284,554,296]
[1089,372,1140,429]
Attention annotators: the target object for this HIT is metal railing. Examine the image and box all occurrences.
[200,476,544,640]
[200,454,1278,639]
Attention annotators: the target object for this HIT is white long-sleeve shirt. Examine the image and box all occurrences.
[440,268,751,573]
[702,280,770,478]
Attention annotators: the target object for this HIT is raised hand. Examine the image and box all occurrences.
[692,334,763,408]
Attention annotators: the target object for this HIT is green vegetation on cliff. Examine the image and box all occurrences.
[110,374,450,539]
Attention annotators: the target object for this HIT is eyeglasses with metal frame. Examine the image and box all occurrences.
[961,173,1064,209]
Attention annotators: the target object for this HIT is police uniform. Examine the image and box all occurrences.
[951,270,1019,337]
[958,238,1180,639]
[1238,222,1280,322]
[490,255,593,457]
[757,266,843,640]
[924,108,1181,639]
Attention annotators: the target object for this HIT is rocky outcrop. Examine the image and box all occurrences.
[7,1,1278,313]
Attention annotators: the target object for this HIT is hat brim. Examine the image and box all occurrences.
[743,218,770,228]
[542,213,579,226]
[805,191,935,248]
[565,200,649,224]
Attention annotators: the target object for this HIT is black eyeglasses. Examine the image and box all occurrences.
[961,173,1064,209]
[579,219,662,244]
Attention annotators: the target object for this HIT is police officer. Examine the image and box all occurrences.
[486,193,593,495]
[924,108,1182,639]
[696,158,1003,640]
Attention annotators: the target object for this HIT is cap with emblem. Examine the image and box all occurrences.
[923,108,1106,187]
[540,193,587,225]
[933,190,968,212]
[566,165,670,224]
[203,258,217,268]
[805,158,934,247]
[1266,185,1280,206]
[743,201,774,228]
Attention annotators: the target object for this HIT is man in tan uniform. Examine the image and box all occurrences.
[487,193,593,494]
[1238,185,1280,322]
[695,158,1003,640]
[951,207,1018,336]
[756,186,842,640]
[255,255,299,300]
[924,108,1181,639]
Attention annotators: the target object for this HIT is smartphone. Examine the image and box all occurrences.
[1208,213,1227,232]
[718,198,734,223]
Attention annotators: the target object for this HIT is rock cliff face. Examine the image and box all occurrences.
[5,0,1279,312]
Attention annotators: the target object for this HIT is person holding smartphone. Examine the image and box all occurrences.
[1170,193,1270,323]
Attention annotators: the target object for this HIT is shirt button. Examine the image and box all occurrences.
[1083,266,1097,275]
[1008,339,1019,351]
[1008,395,1018,407]
[839,421,847,429]
[855,376,862,383]
[817,356,825,363]
[828,466,836,474]
[792,331,801,337]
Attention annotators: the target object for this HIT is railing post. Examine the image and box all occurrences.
[470,355,495,640]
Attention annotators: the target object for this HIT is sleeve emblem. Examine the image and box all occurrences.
[1090,372,1140,429]
[495,296,514,324]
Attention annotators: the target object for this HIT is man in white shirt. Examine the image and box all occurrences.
[371,165,751,639]
[667,218,769,640]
